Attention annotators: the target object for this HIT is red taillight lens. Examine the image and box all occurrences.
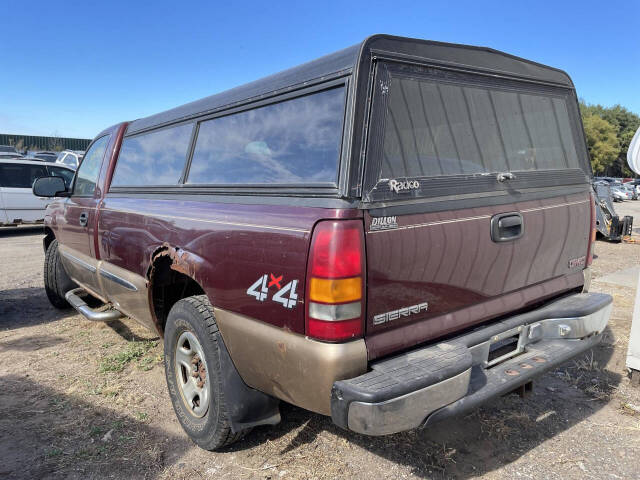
[306,220,365,342]
[310,223,362,278]
[587,192,596,266]
[307,318,363,342]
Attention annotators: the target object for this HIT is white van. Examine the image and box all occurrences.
[0,159,75,225]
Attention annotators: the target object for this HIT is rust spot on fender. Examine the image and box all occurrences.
[146,243,202,336]
[148,243,199,279]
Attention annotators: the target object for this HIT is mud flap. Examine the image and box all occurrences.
[217,334,281,432]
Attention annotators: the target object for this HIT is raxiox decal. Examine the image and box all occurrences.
[389,179,420,193]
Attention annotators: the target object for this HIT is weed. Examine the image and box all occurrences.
[573,351,600,372]
[49,396,68,410]
[99,341,157,373]
[46,448,63,458]
[138,356,154,371]
[89,385,103,395]
[135,412,149,421]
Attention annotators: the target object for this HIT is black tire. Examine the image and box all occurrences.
[164,295,248,450]
[43,239,76,309]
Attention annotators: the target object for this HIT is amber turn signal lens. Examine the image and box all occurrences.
[309,277,361,304]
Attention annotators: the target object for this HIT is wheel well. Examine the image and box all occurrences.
[43,227,55,252]
[149,254,205,336]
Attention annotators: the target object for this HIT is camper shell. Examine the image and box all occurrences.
[122,35,586,202]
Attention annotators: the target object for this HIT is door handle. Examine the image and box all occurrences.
[79,212,88,227]
[491,212,523,242]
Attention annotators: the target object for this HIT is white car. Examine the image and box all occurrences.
[55,150,84,170]
[610,186,629,202]
[0,159,75,226]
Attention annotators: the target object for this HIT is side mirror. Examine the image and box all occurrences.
[33,176,68,197]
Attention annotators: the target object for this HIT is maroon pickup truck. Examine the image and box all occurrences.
[34,34,612,449]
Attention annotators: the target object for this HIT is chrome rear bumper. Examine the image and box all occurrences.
[331,292,612,436]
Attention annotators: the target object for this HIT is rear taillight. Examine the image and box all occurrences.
[586,192,596,266]
[306,220,365,342]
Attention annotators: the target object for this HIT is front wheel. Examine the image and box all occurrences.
[164,295,249,450]
[43,239,76,309]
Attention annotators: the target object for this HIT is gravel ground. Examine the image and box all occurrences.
[1,201,640,480]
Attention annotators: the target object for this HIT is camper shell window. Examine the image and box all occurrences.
[363,62,589,202]
[186,86,346,186]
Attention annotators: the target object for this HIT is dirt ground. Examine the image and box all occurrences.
[2,203,640,480]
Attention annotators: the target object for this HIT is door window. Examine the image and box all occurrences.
[0,164,48,188]
[73,135,110,196]
[48,166,76,189]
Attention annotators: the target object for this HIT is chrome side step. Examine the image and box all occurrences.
[65,288,123,322]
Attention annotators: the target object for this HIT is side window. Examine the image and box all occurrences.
[48,166,75,189]
[64,155,77,167]
[0,164,47,188]
[28,165,48,186]
[110,123,193,187]
[187,87,345,185]
[74,135,110,196]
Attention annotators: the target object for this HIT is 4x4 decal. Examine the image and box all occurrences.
[247,274,299,309]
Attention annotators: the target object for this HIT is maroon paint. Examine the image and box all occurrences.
[363,192,590,358]
[97,196,362,334]
[365,271,584,360]
[46,121,589,358]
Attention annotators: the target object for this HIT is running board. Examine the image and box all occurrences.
[65,288,123,322]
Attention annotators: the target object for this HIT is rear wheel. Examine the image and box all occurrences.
[43,239,76,309]
[164,295,248,450]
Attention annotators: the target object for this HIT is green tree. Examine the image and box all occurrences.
[581,113,619,173]
[580,101,640,176]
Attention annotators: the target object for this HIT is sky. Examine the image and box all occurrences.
[0,0,638,140]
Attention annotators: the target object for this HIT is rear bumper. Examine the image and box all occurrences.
[331,292,612,436]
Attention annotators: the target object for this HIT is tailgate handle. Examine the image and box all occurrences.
[491,212,523,242]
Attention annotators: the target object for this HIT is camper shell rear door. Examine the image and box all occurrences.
[358,54,592,358]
